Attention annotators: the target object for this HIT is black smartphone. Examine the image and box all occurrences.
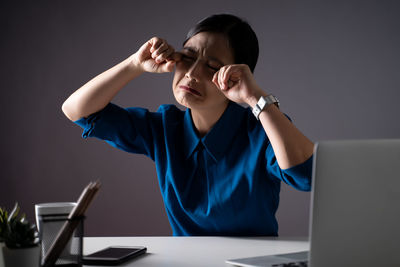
[82,246,147,265]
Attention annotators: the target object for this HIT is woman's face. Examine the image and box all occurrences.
[172,32,235,111]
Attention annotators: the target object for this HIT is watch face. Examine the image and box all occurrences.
[253,95,280,119]
[258,97,267,108]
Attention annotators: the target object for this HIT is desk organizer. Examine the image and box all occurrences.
[38,215,84,267]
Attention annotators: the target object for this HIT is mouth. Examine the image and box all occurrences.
[179,85,202,96]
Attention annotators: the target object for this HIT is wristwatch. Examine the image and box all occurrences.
[252,95,280,120]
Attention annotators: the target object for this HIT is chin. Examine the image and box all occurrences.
[174,93,192,109]
[174,89,201,106]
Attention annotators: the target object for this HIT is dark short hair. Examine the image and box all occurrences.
[184,14,259,73]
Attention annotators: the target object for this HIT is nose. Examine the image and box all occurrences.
[185,60,201,82]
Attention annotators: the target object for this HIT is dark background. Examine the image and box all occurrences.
[1,0,399,237]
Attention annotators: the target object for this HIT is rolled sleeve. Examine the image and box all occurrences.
[281,155,313,191]
[73,103,156,158]
[74,104,113,139]
[266,143,313,191]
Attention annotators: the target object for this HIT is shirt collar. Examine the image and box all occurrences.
[183,101,246,162]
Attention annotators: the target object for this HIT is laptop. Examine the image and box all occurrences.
[226,139,400,267]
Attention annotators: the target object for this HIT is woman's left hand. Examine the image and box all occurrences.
[212,64,265,106]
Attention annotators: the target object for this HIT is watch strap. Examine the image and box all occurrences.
[252,95,279,120]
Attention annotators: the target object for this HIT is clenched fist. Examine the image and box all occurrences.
[132,37,181,73]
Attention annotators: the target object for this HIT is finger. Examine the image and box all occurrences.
[217,68,224,89]
[165,60,176,72]
[152,45,168,62]
[218,67,227,90]
[155,46,174,63]
[138,40,152,55]
[149,37,165,53]
[225,66,235,89]
[222,65,233,89]
[164,52,181,70]
[212,71,220,87]
[213,69,220,88]
[223,65,241,88]
[152,42,169,58]
[169,51,182,62]
[157,60,175,73]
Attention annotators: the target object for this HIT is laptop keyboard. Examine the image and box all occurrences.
[272,261,308,267]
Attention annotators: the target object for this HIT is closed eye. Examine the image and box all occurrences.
[207,65,220,71]
[182,54,195,61]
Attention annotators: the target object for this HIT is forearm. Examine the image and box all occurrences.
[62,55,143,121]
[247,95,314,169]
[213,64,314,169]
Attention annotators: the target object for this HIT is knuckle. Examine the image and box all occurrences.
[150,36,159,43]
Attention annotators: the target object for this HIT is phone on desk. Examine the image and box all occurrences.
[83,246,147,265]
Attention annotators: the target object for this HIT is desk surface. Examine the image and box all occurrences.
[84,236,309,267]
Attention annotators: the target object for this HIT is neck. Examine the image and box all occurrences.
[191,102,229,138]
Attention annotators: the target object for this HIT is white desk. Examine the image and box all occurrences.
[83,236,309,267]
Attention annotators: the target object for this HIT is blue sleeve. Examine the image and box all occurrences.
[74,103,157,160]
[265,144,313,191]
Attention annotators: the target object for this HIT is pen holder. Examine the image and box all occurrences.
[38,215,84,267]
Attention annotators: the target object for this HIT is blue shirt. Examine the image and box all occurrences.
[75,101,312,236]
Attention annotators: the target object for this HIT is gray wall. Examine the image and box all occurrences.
[1,0,399,237]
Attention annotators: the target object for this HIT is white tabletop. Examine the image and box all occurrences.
[83,236,309,267]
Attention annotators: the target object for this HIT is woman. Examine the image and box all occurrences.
[62,14,314,236]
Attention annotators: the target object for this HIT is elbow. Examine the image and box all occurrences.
[61,100,80,121]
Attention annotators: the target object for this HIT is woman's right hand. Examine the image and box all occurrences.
[132,37,180,73]
[62,38,180,121]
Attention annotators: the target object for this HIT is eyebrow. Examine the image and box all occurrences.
[183,47,226,66]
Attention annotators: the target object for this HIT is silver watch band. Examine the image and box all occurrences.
[252,95,280,120]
